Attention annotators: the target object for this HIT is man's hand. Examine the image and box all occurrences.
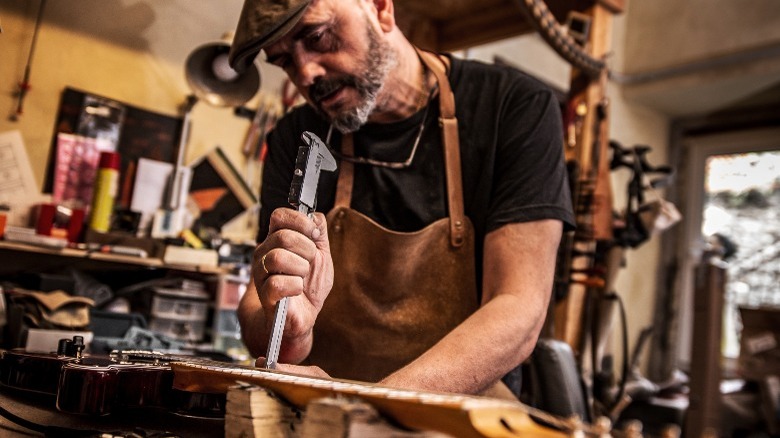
[248,207,334,363]
[254,356,331,379]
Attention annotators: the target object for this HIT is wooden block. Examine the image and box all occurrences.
[163,245,219,267]
[759,375,780,435]
[299,397,452,438]
[225,384,301,438]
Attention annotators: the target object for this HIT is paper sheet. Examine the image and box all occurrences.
[0,130,40,205]
[131,158,174,235]
[0,130,49,226]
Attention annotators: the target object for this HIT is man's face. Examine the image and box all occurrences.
[264,0,396,132]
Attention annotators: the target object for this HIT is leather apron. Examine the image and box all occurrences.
[309,50,481,386]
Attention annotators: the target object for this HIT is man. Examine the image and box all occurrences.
[229,0,574,398]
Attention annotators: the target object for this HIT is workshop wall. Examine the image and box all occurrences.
[0,0,288,241]
[620,0,780,116]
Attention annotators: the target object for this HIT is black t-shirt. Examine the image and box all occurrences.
[258,56,575,288]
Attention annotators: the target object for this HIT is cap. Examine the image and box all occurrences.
[98,151,121,170]
[229,0,312,73]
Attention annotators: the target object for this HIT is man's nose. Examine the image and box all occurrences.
[293,53,325,87]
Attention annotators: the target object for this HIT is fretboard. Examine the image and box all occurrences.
[170,361,583,438]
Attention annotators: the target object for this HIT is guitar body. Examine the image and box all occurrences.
[56,361,173,415]
[0,349,225,417]
[0,349,77,396]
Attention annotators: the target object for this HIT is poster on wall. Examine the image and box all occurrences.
[43,87,183,210]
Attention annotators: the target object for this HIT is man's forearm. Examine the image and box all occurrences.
[380,220,559,395]
[379,292,546,395]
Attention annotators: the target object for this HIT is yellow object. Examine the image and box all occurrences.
[181,228,205,249]
[89,152,120,233]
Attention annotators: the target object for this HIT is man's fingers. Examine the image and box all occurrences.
[253,357,329,379]
[258,248,310,278]
[268,208,328,245]
[274,363,330,378]
[268,208,315,235]
[258,273,304,308]
[310,213,329,247]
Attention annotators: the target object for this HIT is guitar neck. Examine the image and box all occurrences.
[170,361,585,438]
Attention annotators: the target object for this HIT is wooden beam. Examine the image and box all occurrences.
[434,0,598,51]
[397,14,440,52]
[396,0,604,52]
[436,6,532,52]
[599,0,625,13]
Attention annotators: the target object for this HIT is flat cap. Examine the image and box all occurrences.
[229,0,312,72]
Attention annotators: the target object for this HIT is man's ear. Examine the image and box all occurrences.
[372,0,395,32]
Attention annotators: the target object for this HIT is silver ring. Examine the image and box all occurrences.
[261,253,270,274]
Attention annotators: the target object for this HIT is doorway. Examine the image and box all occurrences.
[675,128,780,372]
[703,149,780,360]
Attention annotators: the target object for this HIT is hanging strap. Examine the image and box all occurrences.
[334,134,355,208]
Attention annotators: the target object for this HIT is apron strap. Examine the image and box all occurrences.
[334,134,355,208]
[333,48,466,248]
[416,48,466,248]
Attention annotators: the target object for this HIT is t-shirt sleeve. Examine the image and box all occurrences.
[486,86,575,232]
[257,121,299,242]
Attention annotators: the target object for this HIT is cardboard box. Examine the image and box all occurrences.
[25,328,93,353]
[738,306,780,381]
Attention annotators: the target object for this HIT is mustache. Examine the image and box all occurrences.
[309,76,358,104]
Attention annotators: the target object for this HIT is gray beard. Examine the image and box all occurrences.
[330,28,396,133]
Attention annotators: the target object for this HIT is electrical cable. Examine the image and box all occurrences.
[10,0,47,121]
[0,402,100,437]
[605,291,630,414]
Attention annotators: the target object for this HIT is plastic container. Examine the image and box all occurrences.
[149,317,206,342]
[151,294,209,321]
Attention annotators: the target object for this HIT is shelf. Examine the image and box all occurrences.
[0,240,226,276]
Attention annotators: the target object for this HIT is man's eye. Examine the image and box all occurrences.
[306,31,333,52]
[309,31,323,43]
[269,56,291,69]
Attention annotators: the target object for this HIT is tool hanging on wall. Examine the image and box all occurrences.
[609,141,677,249]
[519,0,629,423]
[516,0,607,79]
[10,0,47,122]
